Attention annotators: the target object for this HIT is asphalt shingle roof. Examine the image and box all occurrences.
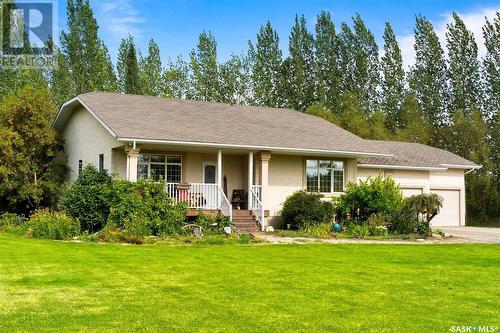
[358,140,480,168]
[77,92,384,155]
[58,92,478,169]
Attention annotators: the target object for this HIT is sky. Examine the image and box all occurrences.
[54,0,500,68]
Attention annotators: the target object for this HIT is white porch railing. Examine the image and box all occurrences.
[250,185,264,231]
[166,183,232,219]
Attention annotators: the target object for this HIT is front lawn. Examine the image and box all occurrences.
[0,234,498,332]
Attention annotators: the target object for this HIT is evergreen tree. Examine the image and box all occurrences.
[446,12,482,114]
[381,22,405,131]
[314,11,341,111]
[248,21,283,107]
[287,15,316,111]
[190,31,218,101]
[124,40,140,94]
[60,0,116,94]
[409,15,448,129]
[162,56,191,99]
[351,13,380,114]
[140,39,163,96]
[483,12,500,118]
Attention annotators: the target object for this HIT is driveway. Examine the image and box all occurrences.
[439,227,500,244]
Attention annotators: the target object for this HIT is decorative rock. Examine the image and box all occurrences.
[223,226,232,234]
[265,226,275,232]
[432,234,442,239]
[416,238,426,242]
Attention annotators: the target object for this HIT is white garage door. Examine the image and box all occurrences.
[401,188,423,197]
[430,189,460,226]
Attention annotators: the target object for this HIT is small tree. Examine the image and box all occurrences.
[403,193,443,224]
[334,176,403,224]
[0,85,67,214]
[58,165,113,232]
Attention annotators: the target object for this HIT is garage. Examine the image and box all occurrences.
[401,188,423,197]
[430,189,461,226]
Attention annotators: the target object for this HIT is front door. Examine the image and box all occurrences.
[202,162,217,208]
[203,162,217,184]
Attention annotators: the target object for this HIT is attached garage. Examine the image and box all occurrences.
[430,189,461,226]
[357,140,481,228]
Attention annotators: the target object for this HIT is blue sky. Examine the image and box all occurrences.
[55,0,500,68]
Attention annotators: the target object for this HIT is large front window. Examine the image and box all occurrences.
[306,160,344,193]
[137,154,182,183]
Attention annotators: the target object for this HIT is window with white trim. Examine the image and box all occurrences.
[137,154,182,183]
[306,160,344,193]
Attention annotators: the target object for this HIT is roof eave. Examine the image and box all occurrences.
[357,163,448,171]
[117,137,393,158]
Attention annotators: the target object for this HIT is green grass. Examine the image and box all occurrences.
[0,234,499,332]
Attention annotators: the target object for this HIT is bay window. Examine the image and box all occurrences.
[137,154,182,183]
[306,159,344,193]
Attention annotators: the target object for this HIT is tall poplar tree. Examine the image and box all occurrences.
[381,22,405,131]
[140,39,163,96]
[446,12,482,114]
[60,0,116,94]
[190,31,218,101]
[288,14,316,111]
[351,13,380,114]
[162,56,191,99]
[483,12,500,118]
[314,11,341,111]
[248,21,283,107]
[338,23,356,94]
[409,15,448,129]
[116,35,133,93]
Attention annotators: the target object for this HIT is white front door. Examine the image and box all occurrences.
[202,162,218,208]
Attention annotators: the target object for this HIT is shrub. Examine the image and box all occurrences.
[281,191,335,229]
[28,209,79,240]
[58,165,113,232]
[347,224,369,238]
[107,179,188,236]
[98,226,145,245]
[334,176,403,224]
[193,213,233,235]
[0,213,27,231]
[299,223,332,238]
[391,194,443,237]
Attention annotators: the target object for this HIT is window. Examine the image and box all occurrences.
[78,160,83,175]
[98,154,104,172]
[137,154,182,183]
[306,159,344,193]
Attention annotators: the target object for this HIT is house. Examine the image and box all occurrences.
[53,92,481,230]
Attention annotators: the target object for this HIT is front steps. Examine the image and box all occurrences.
[232,210,260,232]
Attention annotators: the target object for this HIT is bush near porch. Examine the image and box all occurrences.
[1,165,234,243]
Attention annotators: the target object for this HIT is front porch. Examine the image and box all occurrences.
[119,144,272,231]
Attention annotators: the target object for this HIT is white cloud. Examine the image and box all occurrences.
[396,7,500,69]
[96,0,144,39]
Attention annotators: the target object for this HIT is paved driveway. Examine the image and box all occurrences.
[439,227,500,244]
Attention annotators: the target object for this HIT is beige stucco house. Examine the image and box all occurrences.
[53,92,480,230]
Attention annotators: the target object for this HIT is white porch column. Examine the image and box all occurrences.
[248,151,254,209]
[125,144,140,181]
[217,149,223,189]
[259,151,271,225]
